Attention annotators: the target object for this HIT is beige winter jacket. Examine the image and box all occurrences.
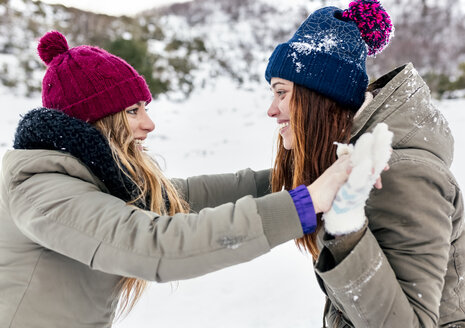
[316,63,465,327]
[0,150,302,327]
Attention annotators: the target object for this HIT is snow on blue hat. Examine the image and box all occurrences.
[265,0,393,110]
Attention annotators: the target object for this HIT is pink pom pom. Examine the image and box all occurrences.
[37,31,69,65]
[342,0,393,56]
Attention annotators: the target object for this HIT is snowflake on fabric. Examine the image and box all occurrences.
[291,33,339,55]
[293,8,367,67]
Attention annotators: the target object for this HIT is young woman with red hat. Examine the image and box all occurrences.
[0,28,389,327]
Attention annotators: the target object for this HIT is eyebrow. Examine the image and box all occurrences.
[271,82,286,89]
[125,101,144,110]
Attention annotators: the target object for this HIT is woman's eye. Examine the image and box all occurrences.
[277,90,286,97]
[126,108,138,115]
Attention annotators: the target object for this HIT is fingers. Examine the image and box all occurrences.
[346,166,353,175]
[328,124,393,204]
[330,153,352,176]
[338,154,353,178]
[333,123,393,199]
[322,124,393,236]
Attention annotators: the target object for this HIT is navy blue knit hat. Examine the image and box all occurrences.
[265,0,393,110]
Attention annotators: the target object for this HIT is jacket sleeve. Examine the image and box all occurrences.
[315,156,456,327]
[171,169,271,212]
[7,170,301,283]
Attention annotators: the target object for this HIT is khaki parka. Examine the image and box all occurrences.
[316,63,465,327]
[0,149,302,327]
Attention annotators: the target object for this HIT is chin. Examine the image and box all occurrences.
[283,140,294,150]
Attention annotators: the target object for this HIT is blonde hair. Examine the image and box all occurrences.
[93,110,189,317]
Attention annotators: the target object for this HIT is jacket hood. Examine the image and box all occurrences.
[351,63,454,167]
[2,149,107,191]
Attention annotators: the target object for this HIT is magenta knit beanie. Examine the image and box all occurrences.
[37,31,152,122]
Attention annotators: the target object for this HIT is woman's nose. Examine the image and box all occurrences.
[141,111,155,132]
[267,98,280,118]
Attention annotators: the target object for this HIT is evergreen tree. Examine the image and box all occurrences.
[106,38,169,97]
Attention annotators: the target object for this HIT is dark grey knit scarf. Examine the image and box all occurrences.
[13,107,169,211]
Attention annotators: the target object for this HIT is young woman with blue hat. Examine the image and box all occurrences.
[265,0,464,326]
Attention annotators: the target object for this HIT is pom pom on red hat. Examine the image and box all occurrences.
[38,30,69,65]
[342,0,393,56]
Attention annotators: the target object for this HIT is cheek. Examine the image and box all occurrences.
[126,117,138,135]
[279,99,291,117]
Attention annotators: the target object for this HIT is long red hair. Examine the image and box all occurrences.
[271,84,355,260]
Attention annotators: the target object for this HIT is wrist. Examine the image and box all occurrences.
[307,185,321,214]
[289,185,317,234]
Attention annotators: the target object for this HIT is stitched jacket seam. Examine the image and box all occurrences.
[9,249,45,328]
[389,155,458,194]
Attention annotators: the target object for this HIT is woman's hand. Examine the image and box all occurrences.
[307,154,352,214]
[307,123,392,215]
[323,123,393,235]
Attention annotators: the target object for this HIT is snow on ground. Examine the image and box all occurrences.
[0,83,464,327]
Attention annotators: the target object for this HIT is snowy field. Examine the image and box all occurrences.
[1,81,464,327]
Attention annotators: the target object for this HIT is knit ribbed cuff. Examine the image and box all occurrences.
[254,191,303,248]
[289,185,317,234]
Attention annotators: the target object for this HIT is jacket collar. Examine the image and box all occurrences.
[351,63,411,139]
[350,63,454,167]
[353,92,374,120]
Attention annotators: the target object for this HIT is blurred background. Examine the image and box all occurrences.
[1,0,465,100]
[1,0,464,327]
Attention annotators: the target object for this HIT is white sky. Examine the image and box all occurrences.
[38,0,192,16]
[38,0,465,17]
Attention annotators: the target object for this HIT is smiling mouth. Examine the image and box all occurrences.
[278,122,289,132]
[134,139,145,149]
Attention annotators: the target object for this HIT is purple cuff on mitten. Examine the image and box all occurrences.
[289,185,317,234]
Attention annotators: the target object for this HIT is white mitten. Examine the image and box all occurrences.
[323,123,393,235]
